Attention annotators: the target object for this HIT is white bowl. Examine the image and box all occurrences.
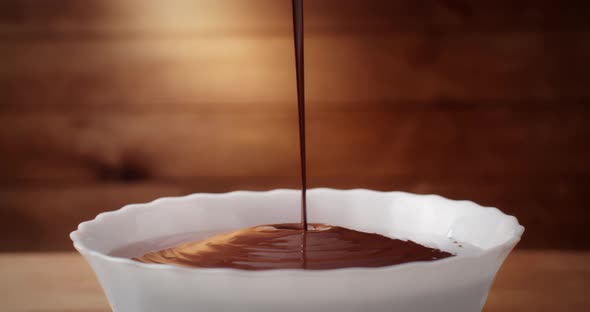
[71,188,524,312]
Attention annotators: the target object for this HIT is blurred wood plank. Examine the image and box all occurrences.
[1,111,588,186]
[0,183,188,251]
[0,37,297,112]
[1,178,588,251]
[0,113,302,184]
[0,252,111,312]
[484,251,590,311]
[1,0,589,40]
[0,0,291,38]
[1,33,589,113]
[307,111,590,178]
[1,0,590,253]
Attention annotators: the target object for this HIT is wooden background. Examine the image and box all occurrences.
[1,0,589,251]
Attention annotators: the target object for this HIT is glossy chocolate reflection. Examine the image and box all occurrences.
[134,224,453,270]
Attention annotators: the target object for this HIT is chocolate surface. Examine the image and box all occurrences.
[134,224,453,270]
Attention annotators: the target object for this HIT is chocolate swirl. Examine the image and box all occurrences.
[134,224,453,270]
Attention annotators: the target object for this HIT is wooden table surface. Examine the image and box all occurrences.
[0,251,588,312]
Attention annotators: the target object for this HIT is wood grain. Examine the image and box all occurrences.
[1,34,589,113]
[1,0,590,251]
[0,251,587,311]
[1,0,589,39]
[1,111,588,184]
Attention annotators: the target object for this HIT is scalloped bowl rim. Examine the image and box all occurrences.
[70,188,524,276]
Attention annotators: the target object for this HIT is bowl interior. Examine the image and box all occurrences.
[72,189,524,256]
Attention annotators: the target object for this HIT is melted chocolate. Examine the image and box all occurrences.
[292,0,307,228]
[134,224,453,270]
[131,1,457,271]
